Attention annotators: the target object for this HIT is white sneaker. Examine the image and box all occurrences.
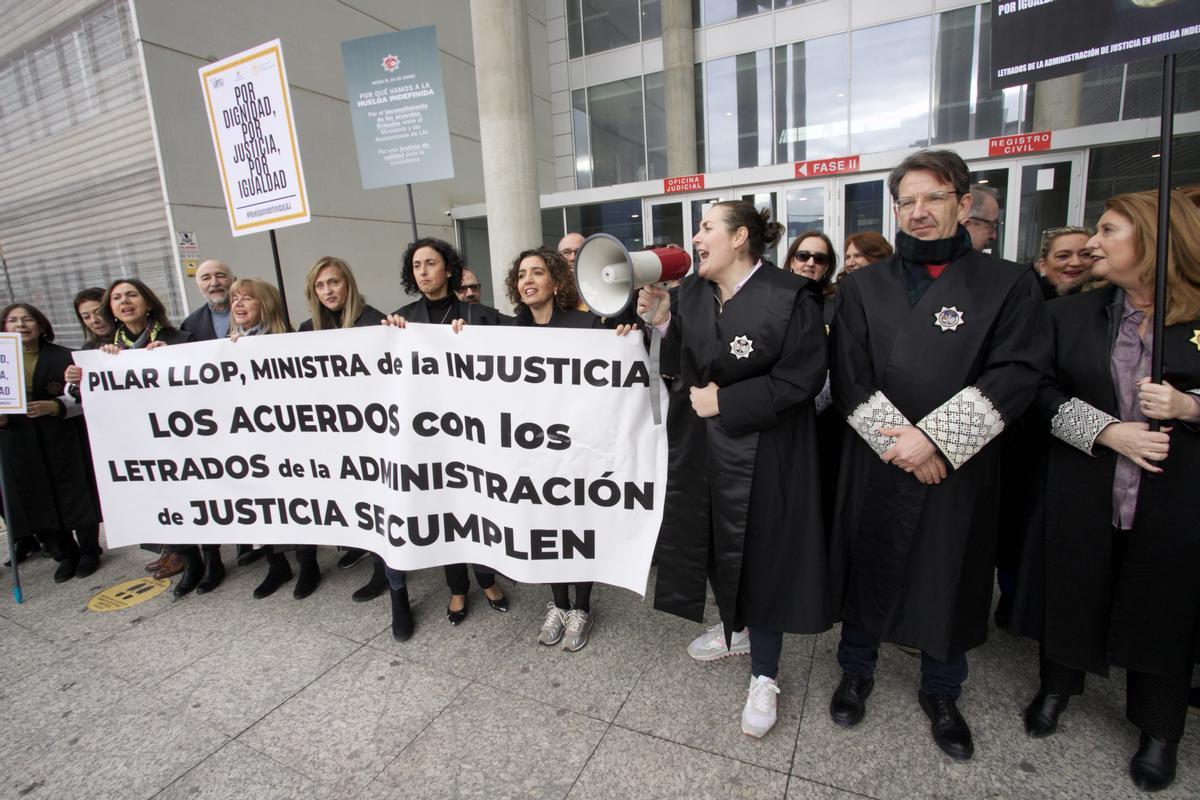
[687,623,751,662]
[741,675,780,738]
[538,603,567,645]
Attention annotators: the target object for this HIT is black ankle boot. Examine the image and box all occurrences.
[174,548,204,596]
[253,553,293,599]
[294,547,320,599]
[53,557,79,583]
[1130,731,1178,792]
[391,586,414,641]
[1023,689,1070,738]
[196,549,226,594]
[74,527,102,579]
[236,544,264,567]
[352,557,388,602]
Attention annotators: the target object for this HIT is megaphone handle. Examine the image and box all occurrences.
[640,285,665,328]
[647,325,664,426]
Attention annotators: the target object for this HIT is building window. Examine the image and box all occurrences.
[644,72,668,180]
[641,0,662,39]
[1084,134,1200,225]
[567,0,663,58]
[774,33,849,164]
[702,0,771,26]
[932,4,1023,144]
[572,89,592,189]
[1122,49,1200,119]
[587,77,647,185]
[705,49,773,172]
[849,17,931,154]
[566,199,644,251]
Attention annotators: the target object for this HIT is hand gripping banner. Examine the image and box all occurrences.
[74,325,668,594]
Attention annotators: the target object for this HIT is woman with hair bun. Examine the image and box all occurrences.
[639,201,831,739]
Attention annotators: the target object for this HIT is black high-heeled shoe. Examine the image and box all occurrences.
[447,596,468,625]
[485,590,509,612]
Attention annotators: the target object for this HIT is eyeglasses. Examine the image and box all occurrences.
[894,191,958,214]
[792,250,830,266]
[966,216,1000,231]
[459,283,481,292]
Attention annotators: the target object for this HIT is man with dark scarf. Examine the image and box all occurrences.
[826,150,1050,761]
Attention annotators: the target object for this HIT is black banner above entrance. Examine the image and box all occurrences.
[990,0,1200,90]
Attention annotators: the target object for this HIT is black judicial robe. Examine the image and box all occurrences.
[829,251,1049,662]
[393,298,504,326]
[1013,286,1200,679]
[512,306,605,329]
[0,343,101,536]
[653,266,831,634]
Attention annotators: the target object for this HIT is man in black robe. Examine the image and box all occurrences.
[827,149,1050,761]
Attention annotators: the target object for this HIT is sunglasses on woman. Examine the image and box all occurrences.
[793,250,830,266]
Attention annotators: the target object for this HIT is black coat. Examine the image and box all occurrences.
[1012,286,1200,679]
[393,298,504,326]
[0,343,101,536]
[297,304,387,331]
[829,251,1050,661]
[180,304,222,341]
[512,306,604,329]
[652,266,831,634]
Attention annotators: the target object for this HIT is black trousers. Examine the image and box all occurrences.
[444,563,494,595]
[1041,656,1190,741]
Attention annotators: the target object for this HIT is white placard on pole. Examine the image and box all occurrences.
[0,333,26,414]
[199,39,310,236]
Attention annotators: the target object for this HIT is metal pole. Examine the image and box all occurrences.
[1149,53,1174,434]
[0,451,24,603]
[268,229,291,328]
[406,184,419,243]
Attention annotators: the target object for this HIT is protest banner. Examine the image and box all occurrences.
[0,333,26,413]
[199,39,310,236]
[74,326,668,594]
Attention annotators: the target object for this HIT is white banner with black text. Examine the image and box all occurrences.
[74,325,667,594]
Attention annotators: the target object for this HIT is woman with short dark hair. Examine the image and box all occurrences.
[385,237,507,628]
[785,230,837,324]
[843,231,894,275]
[0,303,103,581]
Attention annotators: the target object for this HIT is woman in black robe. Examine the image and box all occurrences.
[385,237,508,626]
[641,200,829,739]
[297,256,389,601]
[0,303,103,582]
[1014,190,1200,793]
[504,247,605,652]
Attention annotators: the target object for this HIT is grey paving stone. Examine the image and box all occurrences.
[616,616,815,772]
[0,658,227,800]
[568,726,789,800]
[151,619,360,736]
[472,582,675,721]
[156,740,345,800]
[0,615,60,685]
[240,645,467,795]
[785,779,876,799]
[358,681,607,800]
[794,630,1200,800]
[365,574,528,681]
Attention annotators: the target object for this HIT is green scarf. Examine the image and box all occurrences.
[114,320,163,349]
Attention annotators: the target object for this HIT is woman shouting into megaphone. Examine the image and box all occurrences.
[639,200,831,740]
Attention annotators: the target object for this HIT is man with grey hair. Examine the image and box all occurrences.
[828,148,1050,761]
[964,185,1001,252]
[181,259,235,340]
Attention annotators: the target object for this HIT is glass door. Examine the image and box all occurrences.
[1010,153,1084,265]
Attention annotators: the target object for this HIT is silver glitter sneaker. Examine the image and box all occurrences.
[538,602,567,646]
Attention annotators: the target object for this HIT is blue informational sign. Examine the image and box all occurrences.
[340,27,455,189]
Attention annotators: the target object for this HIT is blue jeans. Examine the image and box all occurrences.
[837,625,969,698]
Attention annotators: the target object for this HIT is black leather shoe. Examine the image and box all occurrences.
[351,559,388,602]
[1023,689,1070,738]
[391,587,415,642]
[918,690,974,761]
[174,549,204,596]
[337,548,368,569]
[829,672,874,728]
[485,591,509,612]
[253,560,293,599]
[236,545,264,567]
[294,562,321,599]
[447,596,468,625]
[53,558,78,583]
[74,554,100,579]
[196,550,226,594]
[1130,731,1177,792]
